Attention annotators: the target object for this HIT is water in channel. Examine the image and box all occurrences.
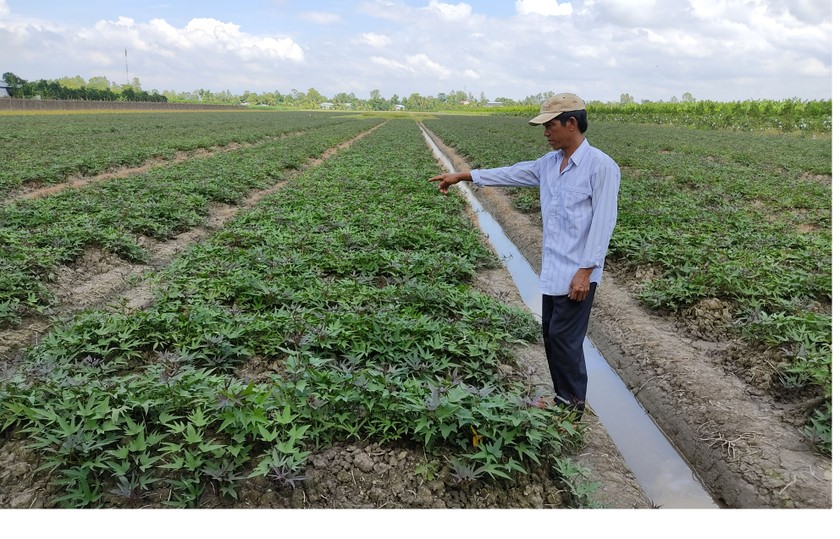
[421,127,719,509]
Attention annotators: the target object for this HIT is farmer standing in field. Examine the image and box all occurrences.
[428,93,620,419]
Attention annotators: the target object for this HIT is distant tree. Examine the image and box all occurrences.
[332,92,359,109]
[2,72,24,87]
[521,91,554,105]
[58,75,85,90]
[304,87,327,108]
[681,92,696,103]
[368,89,388,111]
[120,86,137,101]
[2,72,26,96]
[406,92,435,110]
[87,76,111,90]
[287,89,304,106]
[619,93,635,104]
[446,90,468,107]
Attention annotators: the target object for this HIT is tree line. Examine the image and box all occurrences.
[2,72,168,102]
[1,72,830,131]
[0,72,567,109]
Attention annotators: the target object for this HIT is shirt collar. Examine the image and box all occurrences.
[556,138,591,166]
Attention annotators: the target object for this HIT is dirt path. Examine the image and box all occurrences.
[423,126,832,509]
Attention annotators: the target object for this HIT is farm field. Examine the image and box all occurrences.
[0,111,356,197]
[1,113,604,509]
[426,115,832,439]
[0,115,385,327]
[0,109,832,509]
[423,114,831,508]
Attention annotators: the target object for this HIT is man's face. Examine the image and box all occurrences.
[542,117,572,151]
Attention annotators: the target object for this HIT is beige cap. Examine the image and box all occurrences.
[528,93,586,125]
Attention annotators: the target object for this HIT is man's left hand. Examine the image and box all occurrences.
[569,268,594,302]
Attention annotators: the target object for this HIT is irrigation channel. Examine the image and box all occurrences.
[421,127,719,509]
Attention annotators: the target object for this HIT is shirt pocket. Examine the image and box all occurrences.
[554,186,592,222]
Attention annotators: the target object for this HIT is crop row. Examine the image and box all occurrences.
[425,114,832,452]
[0,117,383,326]
[492,98,832,133]
[0,111,360,197]
[0,118,587,508]
[590,99,833,132]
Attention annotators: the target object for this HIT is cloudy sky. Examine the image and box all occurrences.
[0,0,832,102]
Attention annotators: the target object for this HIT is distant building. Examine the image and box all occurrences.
[485,101,503,107]
[394,104,405,111]
[0,79,10,98]
[320,102,335,109]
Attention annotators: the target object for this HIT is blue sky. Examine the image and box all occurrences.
[0,0,833,102]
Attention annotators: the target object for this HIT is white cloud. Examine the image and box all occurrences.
[368,53,452,79]
[0,0,831,102]
[300,12,341,24]
[358,32,391,47]
[359,0,414,22]
[515,0,573,16]
[86,16,304,63]
[779,0,831,24]
[424,1,473,22]
[585,0,678,27]
[641,28,706,57]
[147,19,191,50]
[797,57,830,78]
[406,53,452,78]
[370,56,412,72]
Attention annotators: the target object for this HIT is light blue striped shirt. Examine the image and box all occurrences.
[470,139,620,296]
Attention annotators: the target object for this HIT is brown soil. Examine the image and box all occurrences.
[0,121,830,513]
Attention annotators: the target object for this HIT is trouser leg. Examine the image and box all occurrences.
[541,283,597,413]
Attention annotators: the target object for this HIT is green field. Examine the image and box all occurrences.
[426,114,832,453]
[0,109,831,507]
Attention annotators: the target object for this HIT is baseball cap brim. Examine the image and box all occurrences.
[528,112,562,126]
[527,93,586,126]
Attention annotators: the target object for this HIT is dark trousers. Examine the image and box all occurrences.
[541,283,597,412]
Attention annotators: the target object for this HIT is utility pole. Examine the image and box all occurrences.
[125,48,130,86]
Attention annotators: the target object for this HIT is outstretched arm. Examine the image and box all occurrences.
[428,171,472,194]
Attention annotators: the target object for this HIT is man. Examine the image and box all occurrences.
[428,93,620,418]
